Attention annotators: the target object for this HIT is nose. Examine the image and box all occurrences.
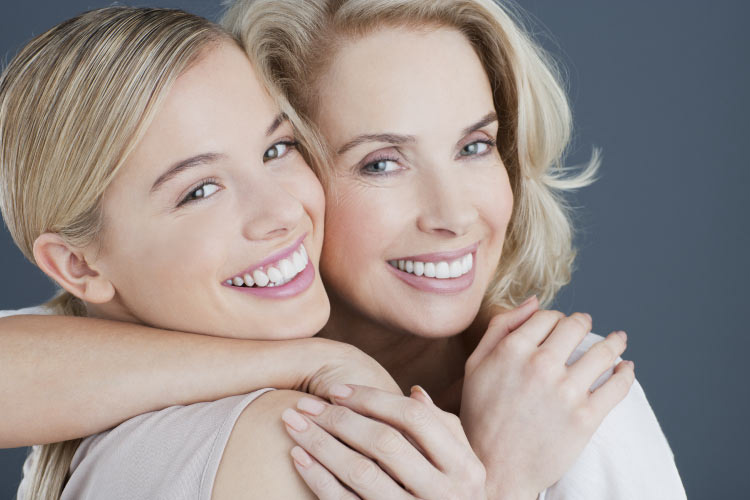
[416,167,478,237]
[238,173,306,241]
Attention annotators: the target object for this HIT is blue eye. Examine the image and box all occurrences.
[362,158,400,175]
[264,141,297,161]
[459,141,492,157]
[179,181,220,206]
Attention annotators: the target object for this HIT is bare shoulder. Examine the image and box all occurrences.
[211,389,321,500]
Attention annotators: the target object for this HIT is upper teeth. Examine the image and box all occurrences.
[226,243,308,288]
[389,253,472,279]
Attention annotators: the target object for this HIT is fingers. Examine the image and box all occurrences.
[325,384,473,474]
[586,359,636,424]
[566,331,628,391]
[410,386,471,447]
[468,296,539,368]
[294,396,442,497]
[291,446,361,500]
[505,309,566,346]
[282,408,413,500]
[538,312,593,362]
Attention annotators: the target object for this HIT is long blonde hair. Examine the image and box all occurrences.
[223,0,599,310]
[0,8,232,499]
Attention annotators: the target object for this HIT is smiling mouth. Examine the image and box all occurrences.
[224,237,308,289]
[387,253,473,279]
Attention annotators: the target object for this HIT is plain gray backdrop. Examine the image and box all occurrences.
[1,1,747,498]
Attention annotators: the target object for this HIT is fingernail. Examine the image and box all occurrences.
[297,397,325,416]
[626,360,635,369]
[520,295,536,307]
[329,384,353,399]
[410,385,433,404]
[291,446,312,468]
[282,408,308,432]
[616,330,627,342]
[583,313,592,323]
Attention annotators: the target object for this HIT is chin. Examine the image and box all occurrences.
[388,309,478,339]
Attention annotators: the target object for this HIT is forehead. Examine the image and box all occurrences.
[115,43,278,186]
[317,26,495,137]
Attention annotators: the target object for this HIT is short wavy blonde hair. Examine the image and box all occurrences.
[223,0,599,310]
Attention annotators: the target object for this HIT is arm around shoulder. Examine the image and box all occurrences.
[212,389,320,500]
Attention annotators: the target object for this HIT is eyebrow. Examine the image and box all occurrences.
[461,111,499,137]
[335,111,499,156]
[150,113,289,194]
[336,133,416,155]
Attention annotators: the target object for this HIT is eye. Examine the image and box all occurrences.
[459,141,492,157]
[180,181,220,206]
[264,141,297,162]
[362,159,400,175]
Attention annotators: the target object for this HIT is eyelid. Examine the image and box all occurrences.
[177,178,221,207]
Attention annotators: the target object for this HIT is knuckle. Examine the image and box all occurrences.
[558,379,581,406]
[569,312,591,330]
[307,432,329,455]
[530,349,557,378]
[401,399,433,430]
[311,469,338,493]
[464,458,487,486]
[347,457,379,489]
[501,332,527,356]
[372,427,405,456]
[537,309,565,324]
[325,404,350,428]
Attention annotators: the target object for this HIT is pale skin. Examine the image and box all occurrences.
[0,31,633,500]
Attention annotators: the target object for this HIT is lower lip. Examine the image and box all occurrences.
[386,256,476,294]
[224,260,315,299]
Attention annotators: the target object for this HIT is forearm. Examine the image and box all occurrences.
[0,314,349,448]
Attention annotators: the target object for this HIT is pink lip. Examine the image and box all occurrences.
[393,242,479,263]
[223,233,307,282]
[225,259,315,299]
[387,259,475,294]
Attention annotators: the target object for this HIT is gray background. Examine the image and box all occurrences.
[1,1,747,498]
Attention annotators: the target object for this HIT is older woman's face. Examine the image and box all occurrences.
[315,26,513,337]
[90,43,329,340]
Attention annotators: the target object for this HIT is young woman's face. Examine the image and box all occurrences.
[91,43,329,340]
[316,27,513,337]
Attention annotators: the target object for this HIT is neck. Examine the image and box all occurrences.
[319,293,481,412]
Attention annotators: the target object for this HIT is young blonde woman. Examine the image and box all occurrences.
[0,2,666,500]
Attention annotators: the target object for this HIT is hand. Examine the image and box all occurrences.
[281,384,487,499]
[460,298,636,498]
[300,339,403,398]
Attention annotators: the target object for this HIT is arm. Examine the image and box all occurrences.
[0,313,400,448]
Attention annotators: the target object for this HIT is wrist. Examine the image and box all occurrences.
[485,473,539,500]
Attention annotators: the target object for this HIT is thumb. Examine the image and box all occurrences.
[468,295,539,369]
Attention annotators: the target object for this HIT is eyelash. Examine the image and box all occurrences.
[358,138,497,177]
[178,177,220,207]
[175,140,299,207]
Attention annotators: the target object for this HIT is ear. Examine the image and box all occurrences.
[32,232,115,304]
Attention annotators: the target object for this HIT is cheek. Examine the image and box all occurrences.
[478,167,514,234]
[322,182,404,271]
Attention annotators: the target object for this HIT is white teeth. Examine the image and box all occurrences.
[435,262,450,279]
[253,269,270,287]
[414,261,424,276]
[388,252,474,280]
[449,260,462,278]
[267,266,283,284]
[228,243,309,288]
[292,251,304,273]
[424,262,436,278]
[279,259,296,281]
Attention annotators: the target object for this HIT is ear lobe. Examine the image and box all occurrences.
[32,232,115,304]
